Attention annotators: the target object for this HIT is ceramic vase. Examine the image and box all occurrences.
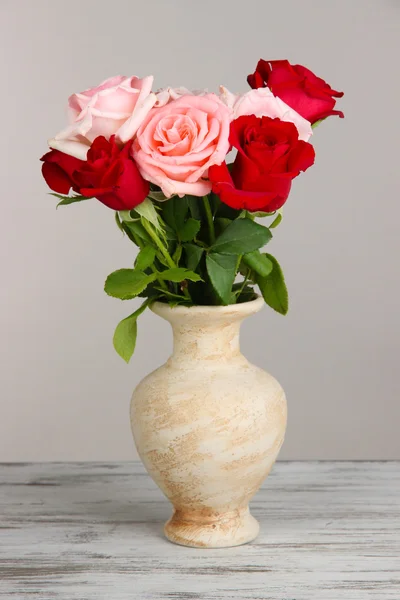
[130,296,287,548]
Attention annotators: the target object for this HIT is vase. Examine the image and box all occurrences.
[130,296,287,548]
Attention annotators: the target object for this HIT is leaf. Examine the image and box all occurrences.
[124,220,154,245]
[208,192,221,215]
[162,196,188,231]
[119,210,139,222]
[184,244,204,271]
[214,218,233,237]
[242,251,273,277]
[115,211,124,233]
[104,269,156,300]
[50,193,93,208]
[179,218,201,242]
[134,198,164,232]
[187,195,202,220]
[148,190,169,202]
[158,268,202,283]
[269,212,283,229]
[206,253,237,305]
[252,211,275,218]
[134,246,156,271]
[256,254,288,315]
[211,218,272,255]
[113,300,150,363]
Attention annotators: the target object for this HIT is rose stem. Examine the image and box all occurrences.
[141,218,192,302]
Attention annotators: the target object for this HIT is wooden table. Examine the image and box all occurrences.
[0,462,399,599]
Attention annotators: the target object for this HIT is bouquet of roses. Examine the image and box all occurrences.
[41,59,343,362]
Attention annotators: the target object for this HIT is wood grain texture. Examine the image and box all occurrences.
[0,462,399,599]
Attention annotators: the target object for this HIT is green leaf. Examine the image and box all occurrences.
[252,211,275,218]
[179,218,201,242]
[206,253,237,305]
[148,190,169,202]
[242,251,273,277]
[158,268,202,283]
[134,198,163,232]
[162,196,188,231]
[124,220,154,245]
[134,246,156,271]
[50,193,92,208]
[269,212,283,229]
[184,244,204,271]
[115,211,124,233]
[256,254,288,315]
[113,300,150,363]
[211,218,272,255]
[119,210,139,222]
[187,195,202,220]
[104,269,156,300]
[214,218,233,237]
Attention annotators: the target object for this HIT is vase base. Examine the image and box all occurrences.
[164,506,259,548]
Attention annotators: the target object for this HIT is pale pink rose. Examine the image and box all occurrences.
[155,87,208,107]
[219,85,312,141]
[49,76,156,160]
[133,94,231,198]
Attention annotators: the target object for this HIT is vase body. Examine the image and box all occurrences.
[130,297,287,548]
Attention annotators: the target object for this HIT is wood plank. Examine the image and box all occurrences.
[0,462,399,599]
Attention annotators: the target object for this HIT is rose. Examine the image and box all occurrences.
[40,150,83,195]
[132,94,231,197]
[154,87,208,107]
[209,115,315,212]
[247,59,344,124]
[41,136,149,211]
[49,76,156,160]
[220,86,312,142]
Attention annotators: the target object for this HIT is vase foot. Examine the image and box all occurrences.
[164,506,259,548]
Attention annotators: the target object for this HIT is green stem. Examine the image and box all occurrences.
[236,272,250,299]
[202,195,215,245]
[141,218,192,301]
[123,221,169,292]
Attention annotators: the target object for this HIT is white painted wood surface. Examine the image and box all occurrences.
[0,462,399,599]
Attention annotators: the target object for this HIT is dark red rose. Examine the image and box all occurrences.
[73,136,149,210]
[209,115,315,212]
[41,150,83,194]
[247,59,344,124]
[41,136,149,211]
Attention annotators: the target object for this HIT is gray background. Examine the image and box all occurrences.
[1,0,399,461]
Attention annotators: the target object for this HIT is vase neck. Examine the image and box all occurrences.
[151,298,264,366]
[171,320,241,364]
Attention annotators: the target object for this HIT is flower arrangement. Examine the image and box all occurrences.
[41,59,343,362]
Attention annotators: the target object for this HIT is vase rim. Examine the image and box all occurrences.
[151,295,264,320]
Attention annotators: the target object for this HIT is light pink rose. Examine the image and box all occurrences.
[49,76,156,160]
[155,87,208,107]
[132,94,231,198]
[219,86,312,142]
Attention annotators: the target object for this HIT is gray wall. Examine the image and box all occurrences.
[1,0,399,461]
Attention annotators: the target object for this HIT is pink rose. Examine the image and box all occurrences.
[49,76,156,160]
[219,86,312,142]
[132,94,231,197]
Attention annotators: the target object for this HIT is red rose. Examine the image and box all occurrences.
[41,136,149,211]
[247,59,344,124]
[209,115,315,212]
[41,149,83,194]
